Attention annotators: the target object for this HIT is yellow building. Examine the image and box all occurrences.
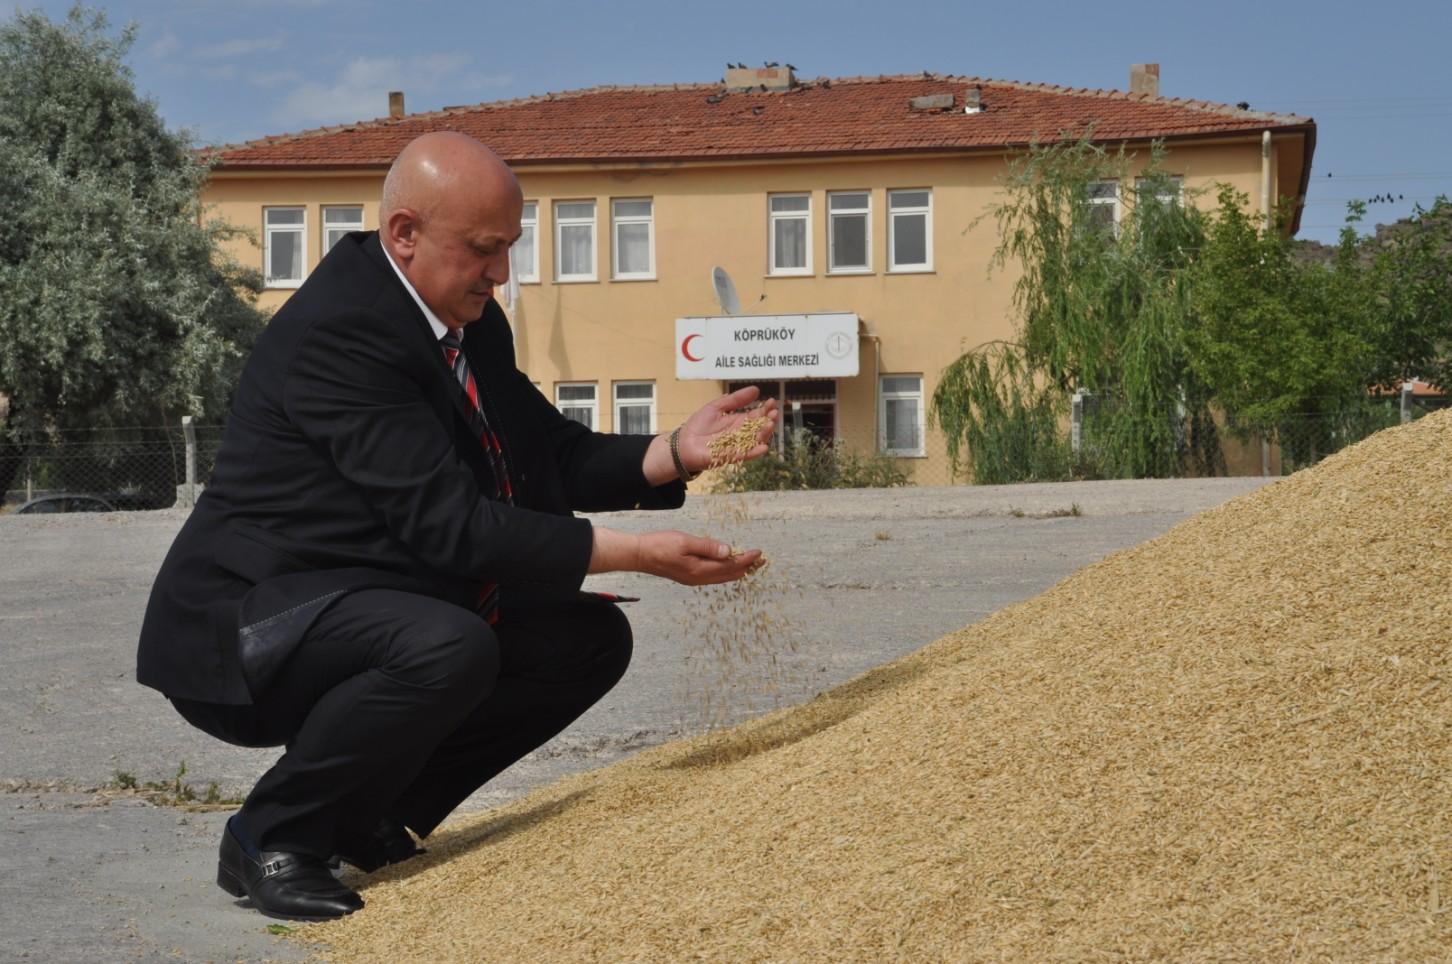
[205,66,1314,483]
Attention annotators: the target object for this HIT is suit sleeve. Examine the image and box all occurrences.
[281,308,595,588]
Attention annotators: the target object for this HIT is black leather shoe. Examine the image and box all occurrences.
[331,816,426,873]
[217,822,363,920]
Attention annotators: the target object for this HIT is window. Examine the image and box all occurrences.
[554,200,596,282]
[887,189,932,272]
[1086,181,1119,234]
[555,382,598,428]
[263,206,305,287]
[611,199,654,280]
[1135,175,1183,207]
[322,205,363,254]
[768,193,811,275]
[879,375,925,456]
[512,201,538,283]
[613,381,656,434]
[828,191,871,273]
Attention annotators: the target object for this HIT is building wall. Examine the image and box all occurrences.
[203,133,1300,484]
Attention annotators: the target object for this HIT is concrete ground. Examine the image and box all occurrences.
[0,477,1270,962]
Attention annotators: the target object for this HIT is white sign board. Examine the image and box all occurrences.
[675,313,860,380]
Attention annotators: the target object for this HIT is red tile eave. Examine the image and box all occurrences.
[213,123,1316,173]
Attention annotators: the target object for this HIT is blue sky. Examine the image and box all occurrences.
[18,0,1452,243]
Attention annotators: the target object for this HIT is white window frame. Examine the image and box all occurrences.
[610,198,655,281]
[1135,175,1184,207]
[554,382,598,429]
[554,200,597,283]
[1086,181,1121,234]
[321,205,363,255]
[879,374,926,457]
[512,200,539,283]
[612,380,657,434]
[768,192,812,276]
[263,206,306,289]
[827,190,872,275]
[887,189,933,273]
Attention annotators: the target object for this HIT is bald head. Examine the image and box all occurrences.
[380,132,523,330]
[381,131,520,223]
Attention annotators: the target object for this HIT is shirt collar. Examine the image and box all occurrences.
[381,243,450,342]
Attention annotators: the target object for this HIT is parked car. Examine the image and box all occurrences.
[13,493,118,514]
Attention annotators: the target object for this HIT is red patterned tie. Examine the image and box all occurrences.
[440,331,511,623]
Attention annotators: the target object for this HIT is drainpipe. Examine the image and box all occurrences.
[861,328,883,453]
[1260,131,1273,231]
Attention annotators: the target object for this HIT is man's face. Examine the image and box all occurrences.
[406,192,522,329]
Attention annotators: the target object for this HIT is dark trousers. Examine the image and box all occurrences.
[172,590,632,856]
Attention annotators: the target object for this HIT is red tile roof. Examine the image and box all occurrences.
[209,73,1314,170]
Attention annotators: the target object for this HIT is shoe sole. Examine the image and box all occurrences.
[217,863,361,921]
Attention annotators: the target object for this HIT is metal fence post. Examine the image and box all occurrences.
[1401,381,1415,424]
[182,416,197,506]
[1071,390,1084,457]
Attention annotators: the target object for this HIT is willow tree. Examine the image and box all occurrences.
[930,135,1221,483]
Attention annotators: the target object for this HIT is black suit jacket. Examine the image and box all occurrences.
[137,232,683,705]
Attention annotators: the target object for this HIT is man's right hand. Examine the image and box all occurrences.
[588,527,763,585]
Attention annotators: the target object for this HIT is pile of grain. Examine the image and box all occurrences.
[309,411,1452,961]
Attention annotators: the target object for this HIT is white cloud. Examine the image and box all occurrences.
[146,27,180,60]
[269,54,512,128]
[193,33,288,59]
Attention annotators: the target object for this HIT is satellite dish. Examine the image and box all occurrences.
[711,266,742,316]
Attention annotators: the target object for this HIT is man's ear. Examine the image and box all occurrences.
[384,208,422,258]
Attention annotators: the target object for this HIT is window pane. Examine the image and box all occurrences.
[323,206,362,225]
[325,227,351,252]
[889,190,929,210]
[557,201,594,220]
[619,404,652,434]
[616,222,651,274]
[614,199,652,218]
[514,224,536,277]
[266,207,304,226]
[892,213,927,265]
[770,195,809,213]
[882,376,920,394]
[829,192,868,211]
[1087,203,1116,232]
[831,213,867,269]
[562,407,593,429]
[269,230,301,280]
[885,398,920,450]
[558,385,595,401]
[521,201,537,221]
[561,224,593,275]
[1088,182,1117,201]
[616,382,653,400]
[774,218,806,269]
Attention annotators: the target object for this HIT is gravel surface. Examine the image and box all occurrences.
[0,477,1267,962]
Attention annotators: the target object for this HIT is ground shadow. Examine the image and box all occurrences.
[347,788,592,888]
[661,657,929,770]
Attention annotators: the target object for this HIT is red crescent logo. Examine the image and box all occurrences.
[681,333,704,363]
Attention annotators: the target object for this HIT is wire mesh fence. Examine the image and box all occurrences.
[1,423,225,512]
[1,393,1445,513]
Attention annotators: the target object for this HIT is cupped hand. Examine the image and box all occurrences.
[637,530,764,586]
[676,385,780,474]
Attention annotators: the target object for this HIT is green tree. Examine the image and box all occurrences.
[0,5,264,496]
[1186,188,1377,466]
[1363,197,1452,394]
[931,135,1221,482]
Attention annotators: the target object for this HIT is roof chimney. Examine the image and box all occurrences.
[725,65,796,93]
[1129,64,1159,97]
[388,90,405,118]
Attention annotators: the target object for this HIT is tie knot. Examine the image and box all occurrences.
[440,331,462,353]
